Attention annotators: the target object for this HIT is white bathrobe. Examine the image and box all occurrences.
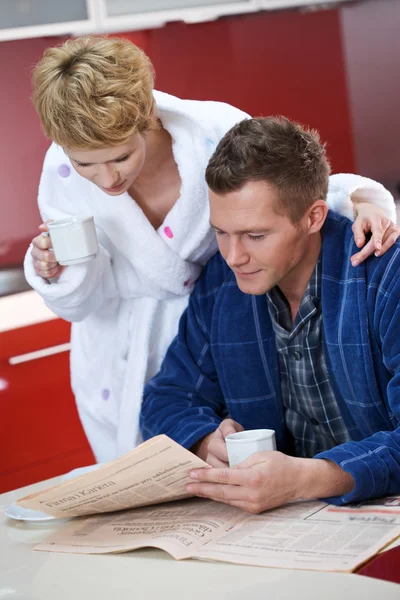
[24,91,396,463]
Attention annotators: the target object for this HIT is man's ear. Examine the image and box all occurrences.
[308,200,328,234]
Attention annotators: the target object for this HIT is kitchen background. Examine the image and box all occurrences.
[1,0,400,278]
[1,0,399,492]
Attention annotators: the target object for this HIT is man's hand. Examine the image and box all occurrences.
[191,419,244,467]
[187,452,355,513]
[351,202,399,266]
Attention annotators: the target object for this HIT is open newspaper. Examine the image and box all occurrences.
[16,435,400,572]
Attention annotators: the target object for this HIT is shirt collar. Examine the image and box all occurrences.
[267,252,322,335]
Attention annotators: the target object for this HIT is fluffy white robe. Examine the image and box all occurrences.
[24,91,396,462]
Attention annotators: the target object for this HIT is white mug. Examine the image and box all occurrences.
[46,216,99,266]
[225,429,276,467]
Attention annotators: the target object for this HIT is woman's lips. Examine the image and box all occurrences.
[102,181,126,193]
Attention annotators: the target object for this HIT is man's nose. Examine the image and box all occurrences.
[226,239,248,268]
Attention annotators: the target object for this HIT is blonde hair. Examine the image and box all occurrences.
[32,36,157,149]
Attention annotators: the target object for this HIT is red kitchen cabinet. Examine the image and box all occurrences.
[0,318,94,493]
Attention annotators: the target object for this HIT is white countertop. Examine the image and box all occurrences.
[0,290,57,333]
[1,476,399,600]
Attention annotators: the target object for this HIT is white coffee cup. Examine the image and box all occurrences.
[46,216,99,266]
[225,429,276,467]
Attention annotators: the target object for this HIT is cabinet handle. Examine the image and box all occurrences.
[9,343,71,365]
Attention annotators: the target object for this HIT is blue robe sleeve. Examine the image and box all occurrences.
[140,260,226,449]
[316,251,400,505]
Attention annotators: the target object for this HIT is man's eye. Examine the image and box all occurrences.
[247,234,265,241]
[76,162,90,168]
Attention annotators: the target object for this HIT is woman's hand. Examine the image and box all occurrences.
[31,222,66,280]
[351,202,399,266]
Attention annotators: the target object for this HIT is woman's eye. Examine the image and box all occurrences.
[115,155,130,163]
[76,162,90,168]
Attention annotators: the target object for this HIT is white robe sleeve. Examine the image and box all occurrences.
[327,173,396,223]
[24,243,118,322]
[24,144,118,322]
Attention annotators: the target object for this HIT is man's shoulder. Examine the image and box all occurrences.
[194,252,235,301]
[323,210,400,292]
[323,209,354,237]
[365,238,400,292]
[321,210,356,272]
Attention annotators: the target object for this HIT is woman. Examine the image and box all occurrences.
[24,36,398,463]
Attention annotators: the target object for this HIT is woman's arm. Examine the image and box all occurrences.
[24,240,118,322]
[24,144,118,322]
[327,173,399,264]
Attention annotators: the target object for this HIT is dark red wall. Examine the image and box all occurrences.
[121,9,355,173]
[0,36,63,266]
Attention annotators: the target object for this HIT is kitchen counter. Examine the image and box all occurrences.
[0,289,56,333]
[1,476,400,600]
[0,266,31,297]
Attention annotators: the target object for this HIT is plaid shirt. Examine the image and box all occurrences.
[267,255,351,458]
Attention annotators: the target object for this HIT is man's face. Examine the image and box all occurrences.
[209,181,313,295]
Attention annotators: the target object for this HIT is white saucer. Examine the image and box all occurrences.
[5,504,57,522]
[5,463,102,522]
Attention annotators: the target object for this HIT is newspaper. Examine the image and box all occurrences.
[195,500,400,571]
[16,436,400,572]
[16,435,208,518]
[34,497,400,572]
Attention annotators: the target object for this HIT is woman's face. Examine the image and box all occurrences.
[65,133,146,195]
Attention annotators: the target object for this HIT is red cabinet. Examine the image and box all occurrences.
[0,319,94,493]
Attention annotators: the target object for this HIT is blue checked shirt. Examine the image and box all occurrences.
[267,255,351,458]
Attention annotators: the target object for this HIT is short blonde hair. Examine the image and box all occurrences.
[32,36,157,149]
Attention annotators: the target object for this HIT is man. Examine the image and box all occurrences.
[140,117,400,513]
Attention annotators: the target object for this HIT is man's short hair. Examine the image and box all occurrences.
[205,116,331,222]
[32,36,157,149]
